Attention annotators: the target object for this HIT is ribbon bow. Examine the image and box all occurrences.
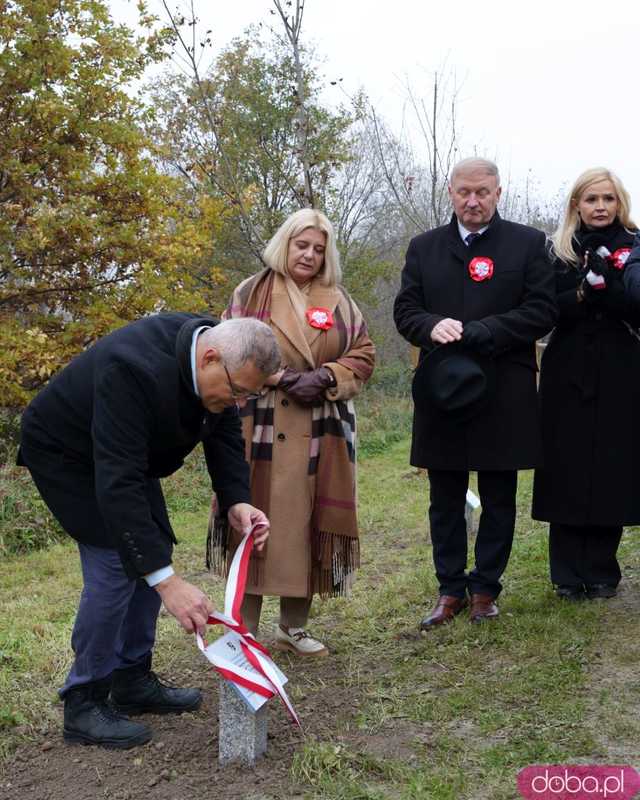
[195,523,301,726]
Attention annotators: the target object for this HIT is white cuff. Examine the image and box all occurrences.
[144,565,175,587]
[586,270,606,288]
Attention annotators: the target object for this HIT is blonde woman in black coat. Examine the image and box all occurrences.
[532,168,640,600]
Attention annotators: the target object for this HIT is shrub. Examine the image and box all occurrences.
[0,464,65,555]
[0,409,21,467]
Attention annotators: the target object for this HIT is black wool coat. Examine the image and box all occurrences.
[17,313,250,578]
[622,232,640,302]
[532,223,640,526]
[394,213,557,471]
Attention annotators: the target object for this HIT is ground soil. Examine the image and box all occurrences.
[0,638,353,800]
[3,511,639,800]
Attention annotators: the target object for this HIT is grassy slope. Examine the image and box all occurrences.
[1,438,639,799]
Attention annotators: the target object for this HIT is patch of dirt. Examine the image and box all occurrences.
[351,719,432,763]
[0,639,356,800]
[583,573,640,764]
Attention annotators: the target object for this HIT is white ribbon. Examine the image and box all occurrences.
[196,525,301,726]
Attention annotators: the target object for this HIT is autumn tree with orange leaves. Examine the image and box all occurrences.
[0,0,226,406]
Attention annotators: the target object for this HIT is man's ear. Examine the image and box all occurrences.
[200,346,222,368]
[496,185,502,202]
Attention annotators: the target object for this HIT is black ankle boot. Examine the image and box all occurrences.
[63,678,152,749]
[110,663,202,715]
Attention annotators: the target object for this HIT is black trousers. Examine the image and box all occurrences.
[427,469,518,599]
[549,523,622,588]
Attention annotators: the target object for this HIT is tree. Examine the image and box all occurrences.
[369,70,463,240]
[0,0,224,406]
[151,4,353,285]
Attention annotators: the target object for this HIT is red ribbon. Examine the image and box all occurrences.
[196,524,301,726]
[608,248,632,270]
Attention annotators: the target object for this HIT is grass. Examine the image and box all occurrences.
[1,405,639,798]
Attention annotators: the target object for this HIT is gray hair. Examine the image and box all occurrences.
[450,157,500,186]
[201,318,281,374]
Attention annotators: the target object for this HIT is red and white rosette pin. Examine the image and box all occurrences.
[610,248,632,270]
[306,306,334,330]
[468,257,494,282]
[195,523,301,727]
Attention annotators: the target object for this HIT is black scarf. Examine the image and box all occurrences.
[573,218,624,257]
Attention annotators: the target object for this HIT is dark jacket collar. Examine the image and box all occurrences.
[175,315,219,400]
[447,211,502,259]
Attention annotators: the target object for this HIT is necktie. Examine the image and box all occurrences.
[465,232,481,246]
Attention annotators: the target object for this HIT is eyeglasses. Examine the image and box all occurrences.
[222,362,269,402]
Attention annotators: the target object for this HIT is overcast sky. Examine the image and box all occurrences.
[111,0,640,220]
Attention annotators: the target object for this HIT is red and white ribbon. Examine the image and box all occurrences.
[195,523,301,726]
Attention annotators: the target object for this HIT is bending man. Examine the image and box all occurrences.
[18,313,280,748]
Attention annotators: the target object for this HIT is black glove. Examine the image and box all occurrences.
[585,248,610,282]
[277,366,335,404]
[600,280,628,315]
[461,321,494,357]
[580,270,608,304]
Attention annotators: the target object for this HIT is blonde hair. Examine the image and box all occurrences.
[262,208,341,286]
[552,167,637,266]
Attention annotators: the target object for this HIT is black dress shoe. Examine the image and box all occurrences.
[63,680,152,749]
[585,584,617,599]
[111,668,202,715]
[555,585,585,601]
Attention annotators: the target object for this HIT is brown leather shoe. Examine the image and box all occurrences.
[469,593,499,622]
[419,595,468,630]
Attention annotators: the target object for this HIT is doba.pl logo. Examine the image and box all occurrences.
[518,765,640,799]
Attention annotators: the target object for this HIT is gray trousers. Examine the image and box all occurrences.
[60,542,161,697]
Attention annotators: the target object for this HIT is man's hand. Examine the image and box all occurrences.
[431,318,463,344]
[154,575,214,635]
[461,321,495,356]
[264,369,285,387]
[228,503,270,551]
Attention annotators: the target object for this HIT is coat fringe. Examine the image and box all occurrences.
[205,508,265,587]
[310,530,360,599]
[207,513,357,599]
[205,510,228,573]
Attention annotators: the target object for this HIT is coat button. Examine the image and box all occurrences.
[123,532,132,541]
[281,398,289,407]
[277,433,286,441]
[135,554,144,564]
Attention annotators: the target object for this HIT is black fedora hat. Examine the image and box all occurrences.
[412,342,495,421]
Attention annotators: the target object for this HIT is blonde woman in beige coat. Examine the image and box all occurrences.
[209,209,375,656]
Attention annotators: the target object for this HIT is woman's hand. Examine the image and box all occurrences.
[277,366,335,404]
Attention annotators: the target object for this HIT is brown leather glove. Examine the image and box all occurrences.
[277,366,336,405]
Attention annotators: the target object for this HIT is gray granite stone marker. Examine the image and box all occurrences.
[465,490,480,536]
[218,680,268,766]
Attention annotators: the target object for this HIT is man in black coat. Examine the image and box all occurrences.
[394,157,557,630]
[17,312,280,748]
